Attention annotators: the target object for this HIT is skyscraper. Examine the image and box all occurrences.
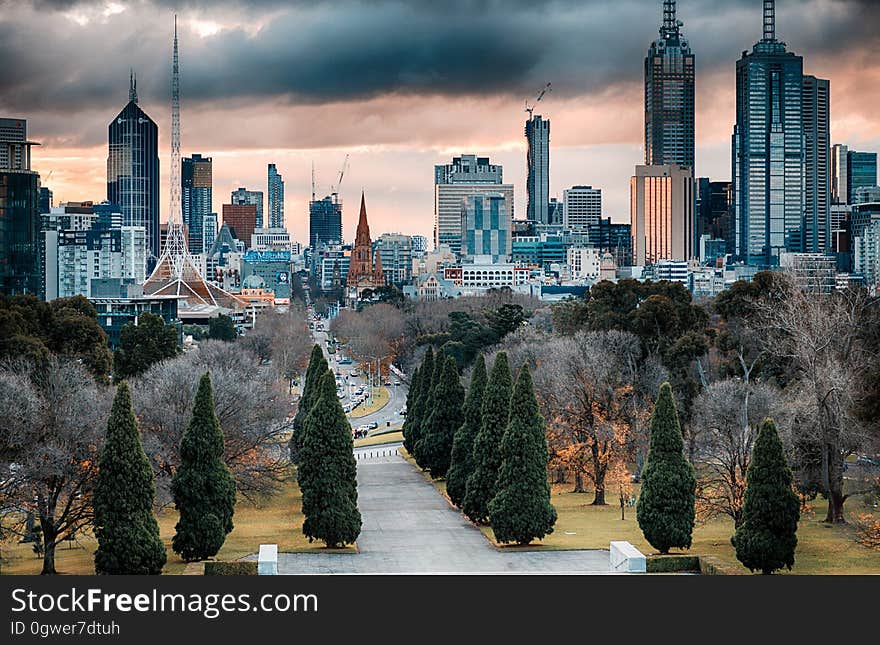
[461,193,511,263]
[525,115,550,223]
[732,0,816,265]
[562,186,602,232]
[802,75,830,253]
[107,73,160,266]
[434,154,513,254]
[181,153,212,254]
[267,163,284,229]
[0,117,41,296]
[231,187,264,228]
[631,164,694,266]
[849,151,878,199]
[309,195,342,250]
[644,1,695,169]
[222,203,257,249]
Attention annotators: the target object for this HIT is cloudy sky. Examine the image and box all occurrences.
[2,0,878,245]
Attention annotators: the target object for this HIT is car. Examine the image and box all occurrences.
[337,391,345,399]
[393,380,401,386]
[350,370,359,377]
[368,421,378,430]
[397,407,407,416]
[343,404,351,413]
[383,380,392,386]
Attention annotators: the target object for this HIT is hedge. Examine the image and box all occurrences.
[203,561,258,576]
[646,555,701,573]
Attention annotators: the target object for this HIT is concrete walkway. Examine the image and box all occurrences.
[276,452,611,574]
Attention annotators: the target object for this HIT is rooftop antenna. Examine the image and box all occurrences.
[311,161,316,202]
[524,82,552,119]
[763,0,776,42]
[129,69,138,103]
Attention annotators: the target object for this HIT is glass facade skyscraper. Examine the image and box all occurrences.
[802,75,830,253]
[732,0,815,265]
[309,195,343,250]
[849,151,878,198]
[525,115,550,223]
[644,1,695,169]
[107,76,160,267]
[267,163,284,229]
[181,153,212,255]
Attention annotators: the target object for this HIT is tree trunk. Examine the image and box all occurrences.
[824,489,847,524]
[572,472,585,493]
[554,466,567,484]
[592,486,606,506]
[620,499,625,520]
[40,524,57,576]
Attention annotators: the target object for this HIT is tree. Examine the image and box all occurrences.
[289,345,328,465]
[401,365,422,454]
[732,418,800,574]
[416,356,465,478]
[446,354,487,507]
[171,373,236,561]
[636,382,696,554]
[405,347,434,464]
[608,459,634,520]
[0,359,110,574]
[488,365,557,545]
[298,371,362,547]
[412,349,445,468]
[463,352,513,524]
[113,312,180,381]
[94,382,166,575]
[208,314,238,341]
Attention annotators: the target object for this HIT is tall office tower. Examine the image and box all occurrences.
[644,1,695,168]
[267,163,284,228]
[461,193,512,262]
[732,0,808,265]
[832,144,849,205]
[0,118,41,296]
[203,213,218,253]
[231,187,264,228]
[181,153,212,254]
[107,73,160,266]
[525,115,550,223]
[434,154,513,254]
[802,75,830,253]
[374,233,413,285]
[222,203,257,249]
[309,195,343,250]
[562,186,602,232]
[849,151,878,199]
[695,178,733,250]
[631,164,694,266]
[39,187,53,214]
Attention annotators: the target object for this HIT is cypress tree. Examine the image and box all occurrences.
[732,418,800,574]
[636,382,696,554]
[462,352,513,524]
[298,371,362,547]
[94,382,166,575]
[171,373,237,562]
[290,344,328,465]
[406,347,434,466]
[488,365,557,545]
[446,354,487,507]
[402,365,422,454]
[416,357,465,478]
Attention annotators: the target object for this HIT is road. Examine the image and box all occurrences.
[274,451,612,574]
[308,312,408,437]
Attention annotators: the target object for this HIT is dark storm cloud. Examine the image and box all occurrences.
[0,1,876,126]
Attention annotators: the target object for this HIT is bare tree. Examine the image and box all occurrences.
[691,377,783,526]
[756,277,879,523]
[332,303,407,370]
[0,360,110,574]
[133,341,294,504]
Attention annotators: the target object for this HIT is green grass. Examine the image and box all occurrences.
[398,447,880,575]
[349,387,390,418]
[1,476,353,576]
[354,430,404,448]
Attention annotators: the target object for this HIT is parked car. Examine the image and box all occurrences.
[368,421,378,430]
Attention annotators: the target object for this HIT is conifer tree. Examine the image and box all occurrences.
[171,373,237,562]
[636,382,696,554]
[463,352,513,524]
[289,344,328,464]
[446,354,487,507]
[407,347,434,466]
[488,365,556,544]
[298,371,362,547]
[402,365,422,454]
[416,357,465,478]
[94,382,166,575]
[732,418,800,574]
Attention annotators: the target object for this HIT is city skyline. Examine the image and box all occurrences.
[2,0,879,246]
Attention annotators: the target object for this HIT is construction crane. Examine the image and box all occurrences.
[330,153,350,204]
[524,82,552,118]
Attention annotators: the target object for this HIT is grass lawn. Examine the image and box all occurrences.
[349,387,390,418]
[399,450,880,575]
[354,430,404,448]
[0,476,353,576]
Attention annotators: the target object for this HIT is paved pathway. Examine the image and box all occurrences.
[276,452,611,574]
